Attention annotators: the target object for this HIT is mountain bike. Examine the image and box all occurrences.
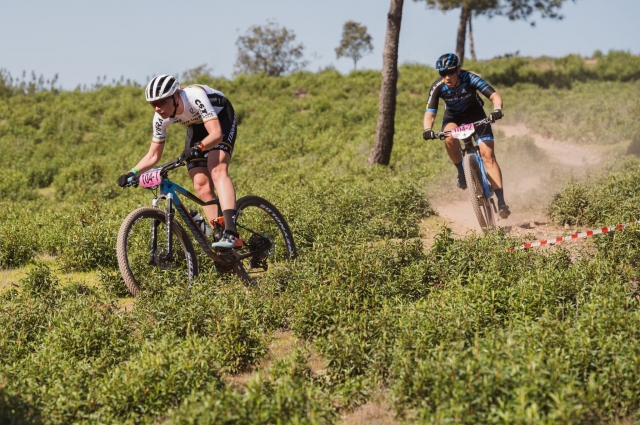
[116,157,297,296]
[435,117,500,233]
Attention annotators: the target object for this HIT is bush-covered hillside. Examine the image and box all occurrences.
[1,53,640,424]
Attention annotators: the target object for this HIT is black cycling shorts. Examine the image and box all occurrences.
[186,100,237,171]
[442,111,494,143]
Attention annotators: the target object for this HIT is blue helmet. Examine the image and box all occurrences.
[436,53,461,75]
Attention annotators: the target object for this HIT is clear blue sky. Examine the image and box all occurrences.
[1,0,638,89]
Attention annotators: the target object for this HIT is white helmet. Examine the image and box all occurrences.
[145,74,180,102]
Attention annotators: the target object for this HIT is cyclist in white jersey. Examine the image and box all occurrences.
[117,75,240,249]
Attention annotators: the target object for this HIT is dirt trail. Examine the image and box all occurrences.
[499,123,601,167]
[423,123,604,246]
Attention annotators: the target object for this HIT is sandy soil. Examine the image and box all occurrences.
[498,123,601,167]
[424,123,606,247]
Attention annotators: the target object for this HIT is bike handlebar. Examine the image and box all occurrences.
[125,157,186,187]
[431,116,497,140]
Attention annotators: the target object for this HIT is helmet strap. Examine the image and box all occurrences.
[169,93,179,119]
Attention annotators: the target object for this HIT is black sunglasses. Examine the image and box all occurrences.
[149,97,172,108]
[439,68,458,77]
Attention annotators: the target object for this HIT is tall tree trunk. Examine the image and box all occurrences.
[367,0,404,166]
[468,14,477,62]
[456,4,471,65]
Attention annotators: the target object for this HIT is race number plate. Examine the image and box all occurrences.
[451,123,475,140]
[139,169,162,188]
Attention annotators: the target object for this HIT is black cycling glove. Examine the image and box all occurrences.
[489,109,504,122]
[182,144,203,161]
[117,171,135,188]
[423,129,436,140]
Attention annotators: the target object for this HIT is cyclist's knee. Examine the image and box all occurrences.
[482,152,497,166]
[444,135,456,145]
[192,173,212,194]
[210,163,230,182]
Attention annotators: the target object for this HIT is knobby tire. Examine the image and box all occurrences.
[116,207,198,296]
[463,154,495,233]
[232,195,297,285]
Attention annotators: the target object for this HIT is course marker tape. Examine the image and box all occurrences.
[509,220,640,251]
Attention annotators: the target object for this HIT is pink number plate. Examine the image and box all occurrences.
[451,123,475,139]
[139,169,162,188]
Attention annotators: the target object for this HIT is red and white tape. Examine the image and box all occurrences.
[509,220,640,251]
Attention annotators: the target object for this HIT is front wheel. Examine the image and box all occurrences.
[232,196,297,284]
[463,154,495,234]
[116,207,198,296]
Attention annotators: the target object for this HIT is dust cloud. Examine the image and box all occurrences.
[424,122,606,242]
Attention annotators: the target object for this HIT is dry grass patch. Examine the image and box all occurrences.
[338,393,400,425]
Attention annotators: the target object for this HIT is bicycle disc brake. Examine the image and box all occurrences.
[147,250,174,270]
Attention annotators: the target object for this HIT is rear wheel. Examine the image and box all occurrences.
[463,154,495,233]
[116,207,198,296]
[232,196,297,284]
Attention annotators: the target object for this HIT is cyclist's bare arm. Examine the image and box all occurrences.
[423,111,437,130]
[201,118,223,150]
[489,92,503,110]
[132,142,165,174]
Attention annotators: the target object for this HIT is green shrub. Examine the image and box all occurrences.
[168,350,336,425]
[20,261,59,296]
[97,267,130,297]
[0,168,38,201]
[390,286,640,423]
[55,202,120,272]
[132,282,269,374]
[52,160,118,200]
[91,336,224,423]
[0,219,37,269]
[548,156,640,225]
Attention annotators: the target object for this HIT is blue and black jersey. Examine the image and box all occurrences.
[425,71,496,118]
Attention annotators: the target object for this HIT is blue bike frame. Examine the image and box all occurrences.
[151,178,219,258]
[467,147,494,199]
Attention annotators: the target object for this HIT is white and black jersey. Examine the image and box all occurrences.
[151,84,237,165]
[152,85,230,142]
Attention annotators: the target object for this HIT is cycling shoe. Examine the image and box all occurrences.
[457,174,467,190]
[498,204,511,219]
[211,232,243,249]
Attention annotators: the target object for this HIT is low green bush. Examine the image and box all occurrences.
[91,336,224,424]
[167,350,336,425]
[131,281,270,374]
[0,218,37,269]
[0,168,38,202]
[20,261,59,296]
[55,202,121,272]
[548,156,640,225]
[390,286,640,423]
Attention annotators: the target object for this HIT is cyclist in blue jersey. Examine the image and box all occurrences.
[422,53,510,218]
[117,75,241,249]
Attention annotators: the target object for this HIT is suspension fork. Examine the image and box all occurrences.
[150,195,175,262]
[150,198,160,263]
[462,137,476,156]
[165,193,174,260]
